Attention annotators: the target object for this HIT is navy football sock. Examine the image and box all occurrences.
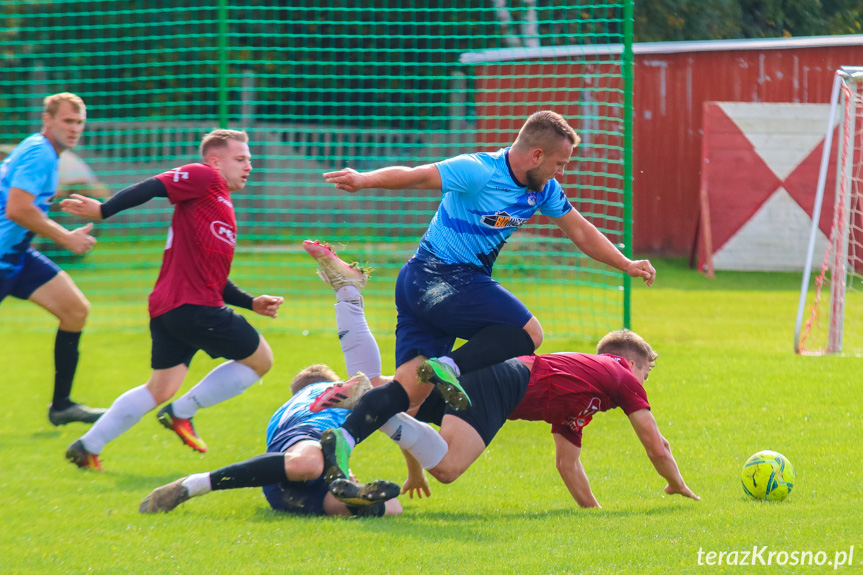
[210,453,288,490]
[449,323,536,374]
[342,381,410,444]
[53,329,82,410]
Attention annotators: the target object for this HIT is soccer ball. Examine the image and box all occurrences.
[741,450,795,501]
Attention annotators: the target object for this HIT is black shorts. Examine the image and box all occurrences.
[415,358,530,447]
[150,304,260,370]
[261,477,329,516]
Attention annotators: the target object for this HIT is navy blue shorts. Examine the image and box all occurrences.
[262,476,329,516]
[149,304,260,370]
[0,248,60,303]
[394,257,533,366]
[442,358,529,446]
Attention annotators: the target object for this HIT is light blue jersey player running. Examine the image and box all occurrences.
[318,111,658,484]
[0,92,104,426]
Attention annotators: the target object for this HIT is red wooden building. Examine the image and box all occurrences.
[464,34,863,256]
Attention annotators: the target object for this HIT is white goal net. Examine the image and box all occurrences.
[795,67,863,355]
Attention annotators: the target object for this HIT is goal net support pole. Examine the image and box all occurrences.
[795,66,863,354]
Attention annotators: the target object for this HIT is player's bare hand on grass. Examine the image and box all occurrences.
[625,259,656,286]
[323,168,366,193]
[665,483,700,501]
[402,471,431,499]
[60,193,104,220]
[62,223,97,255]
[253,295,284,318]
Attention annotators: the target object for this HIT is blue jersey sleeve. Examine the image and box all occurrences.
[435,154,496,197]
[9,145,52,198]
[538,179,573,218]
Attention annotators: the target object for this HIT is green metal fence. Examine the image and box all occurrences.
[1,0,633,341]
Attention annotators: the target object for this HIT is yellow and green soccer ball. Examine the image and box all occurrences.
[741,450,795,501]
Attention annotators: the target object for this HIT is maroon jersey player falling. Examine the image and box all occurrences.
[332,329,699,508]
[508,352,651,448]
[61,130,283,471]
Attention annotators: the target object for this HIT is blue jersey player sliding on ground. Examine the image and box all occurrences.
[0,92,105,426]
[318,110,657,483]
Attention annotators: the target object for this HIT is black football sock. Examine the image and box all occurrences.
[53,329,82,410]
[449,323,536,375]
[210,453,288,490]
[342,381,410,444]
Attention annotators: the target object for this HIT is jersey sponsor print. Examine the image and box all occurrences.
[149,163,237,317]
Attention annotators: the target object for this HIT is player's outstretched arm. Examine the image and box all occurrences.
[400,449,431,499]
[553,434,601,508]
[628,409,700,501]
[59,193,103,220]
[323,164,441,193]
[62,177,168,221]
[550,209,656,286]
[8,188,96,255]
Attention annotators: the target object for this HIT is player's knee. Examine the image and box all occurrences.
[150,388,175,405]
[429,462,462,484]
[384,499,403,516]
[245,337,273,377]
[285,454,323,482]
[61,297,90,330]
[405,382,432,410]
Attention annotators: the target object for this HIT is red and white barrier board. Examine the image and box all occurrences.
[698,102,839,272]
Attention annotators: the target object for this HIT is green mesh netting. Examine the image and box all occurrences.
[1,0,633,340]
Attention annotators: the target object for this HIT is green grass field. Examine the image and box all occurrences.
[2,259,861,574]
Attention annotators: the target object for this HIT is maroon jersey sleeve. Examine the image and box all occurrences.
[155,163,216,204]
[612,372,651,415]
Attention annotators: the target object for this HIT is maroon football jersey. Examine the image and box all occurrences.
[148,163,236,318]
[508,352,651,447]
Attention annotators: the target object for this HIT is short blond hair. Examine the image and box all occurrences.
[513,110,580,151]
[43,92,85,116]
[596,330,658,369]
[200,129,249,161]
[291,363,340,395]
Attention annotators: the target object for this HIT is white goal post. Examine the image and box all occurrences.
[794,66,863,354]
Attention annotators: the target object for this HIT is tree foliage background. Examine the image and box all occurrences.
[634,0,862,42]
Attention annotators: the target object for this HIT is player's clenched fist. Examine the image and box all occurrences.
[253,295,284,318]
[62,223,97,255]
[625,259,656,287]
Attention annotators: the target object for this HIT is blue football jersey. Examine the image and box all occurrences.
[0,134,60,277]
[266,381,349,453]
[416,148,573,274]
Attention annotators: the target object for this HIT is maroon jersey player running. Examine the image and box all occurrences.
[61,129,283,470]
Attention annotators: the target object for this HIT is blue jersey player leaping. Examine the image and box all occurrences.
[0,92,105,426]
[319,110,656,482]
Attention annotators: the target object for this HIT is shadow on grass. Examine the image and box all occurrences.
[414,505,682,521]
[31,430,62,440]
[108,471,196,493]
[238,502,683,526]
